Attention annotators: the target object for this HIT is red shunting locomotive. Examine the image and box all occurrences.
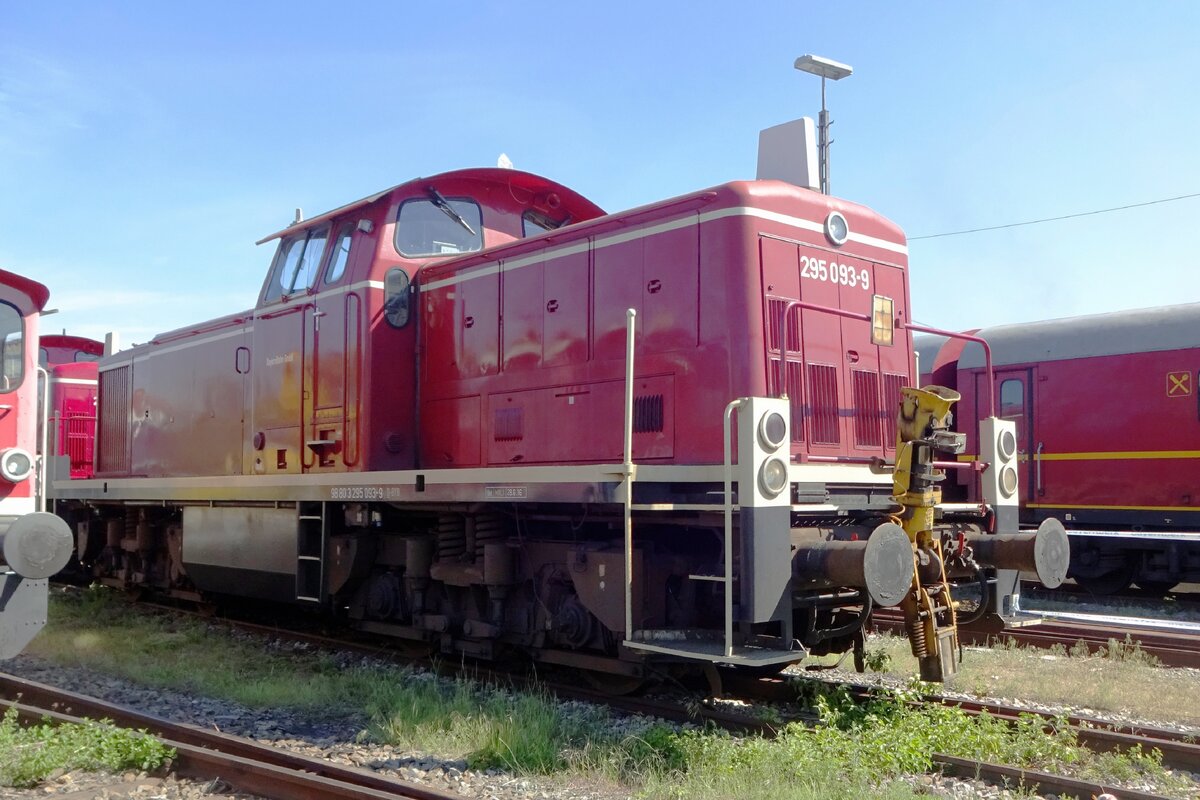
[45,160,1065,683]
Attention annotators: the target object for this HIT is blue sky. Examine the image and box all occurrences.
[3,2,1198,343]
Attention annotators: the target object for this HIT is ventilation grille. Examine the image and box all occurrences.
[494,407,524,441]
[633,394,664,433]
[765,298,799,353]
[97,366,129,474]
[808,364,840,444]
[852,370,882,448]
[63,414,95,473]
[882,373,909,451]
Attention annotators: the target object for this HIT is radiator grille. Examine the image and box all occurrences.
[97,366,129,474]
[765,298,799,353]
[852,370,882,448]
[63,414,96,474]
[493,407,524,441]
[808,364,840,445]
[633,394,664,433]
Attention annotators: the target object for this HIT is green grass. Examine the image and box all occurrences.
[0,707,174,788]
[21,588,1199,799]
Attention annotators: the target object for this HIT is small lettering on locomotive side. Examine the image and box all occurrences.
[330,486,386,501]
[485,486,528,499]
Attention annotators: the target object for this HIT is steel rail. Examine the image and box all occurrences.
[0,673,462,800]
[870,607,1200,669]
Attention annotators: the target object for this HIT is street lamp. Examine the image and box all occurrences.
[794,54,853,195]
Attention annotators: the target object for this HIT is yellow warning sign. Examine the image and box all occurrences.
[1167,371,1192,397]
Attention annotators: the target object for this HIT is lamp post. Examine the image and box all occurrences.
[794,54,853,195]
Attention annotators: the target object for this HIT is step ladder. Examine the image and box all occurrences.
[296,501,325,604]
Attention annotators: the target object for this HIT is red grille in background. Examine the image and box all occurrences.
[633,394,664,433]
[882,373,909,451]
[808,364,840,444]
[97,366,129,474]
[494,407,524,441]
[852,370,882,448]
[786,361,805,442]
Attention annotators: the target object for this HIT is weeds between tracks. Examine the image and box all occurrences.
[11,587,1198,799]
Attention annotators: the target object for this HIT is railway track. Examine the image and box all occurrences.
[27,591,1198,799]
[0,672,463,800]
[870,607,1200,668]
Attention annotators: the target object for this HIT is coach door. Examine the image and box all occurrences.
[978,368,1038,502]
[308,223,358,471]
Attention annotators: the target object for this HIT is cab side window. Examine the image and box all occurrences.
[0,303,24,393]
[262,227,330,302]
[395,198,482,257]
[324,224,354,285]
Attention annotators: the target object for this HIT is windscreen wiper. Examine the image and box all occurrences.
[426,186,476,236]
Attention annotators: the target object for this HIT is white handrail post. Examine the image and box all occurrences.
[623,309,637,641]
[36,365,50,512]
[722,399,747,658]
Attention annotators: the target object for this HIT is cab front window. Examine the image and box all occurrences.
[0,303,24,393]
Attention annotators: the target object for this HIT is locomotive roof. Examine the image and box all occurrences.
[957,302,1200,368]
[255,167,604,245]
[0,268,50,312]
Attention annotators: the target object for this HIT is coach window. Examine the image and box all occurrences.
[999,379,1024,420]
[0,302,23,393]
[324,224,354,285]
[395,196,482,257]
[263,227,330,303]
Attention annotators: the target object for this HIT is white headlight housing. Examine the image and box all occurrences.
[0,448,33,483]
[758,457,789,499]
[824,211,849,246]
[757,410,788,451]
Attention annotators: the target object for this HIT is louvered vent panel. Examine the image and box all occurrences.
[787,361,805,442]
[765,298,799,353]
[852,370,882,448]
[494,407,524,441]
[633,394,664,433]
[808,364,840,445]
[881,373,909,451]
[97,366,129,474]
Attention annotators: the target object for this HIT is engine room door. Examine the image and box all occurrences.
[977,368,1038,502]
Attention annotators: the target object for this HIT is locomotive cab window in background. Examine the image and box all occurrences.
[999,379,1024,420]
[395,196,482,257]
[263,226,330,302]
[0,302,23,392]
[324,224,354,285]
[870,294,894,346]
[383,268,411,328]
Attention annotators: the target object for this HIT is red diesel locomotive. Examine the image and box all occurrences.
[918,302,1200,595]
[45,166,1064,683]
[0,270,77,657]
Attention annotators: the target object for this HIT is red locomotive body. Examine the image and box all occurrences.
[46,165,1061,682]
[0,270,75,657]
[920,303,1200,593]
[40,334,102,480]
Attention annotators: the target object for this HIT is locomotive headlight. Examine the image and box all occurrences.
[0,448,33,483]
[758,456,789,499]
[999,465,1019,498]
[824,211,849,246]
[757,410,788,451]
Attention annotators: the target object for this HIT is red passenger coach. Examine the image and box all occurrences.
[919,303,1200,594]
[47,163,1063,683]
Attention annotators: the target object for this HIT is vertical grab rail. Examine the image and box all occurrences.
[36,366,50,512]
[722,398,747,658]
[623,309,637,641]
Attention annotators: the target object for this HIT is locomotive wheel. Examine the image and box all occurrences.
[1074,565,1134,596]
[1135,580,1179,597]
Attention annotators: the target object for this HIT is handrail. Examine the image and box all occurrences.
[722,398,748,658]
[622,309,637,641]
